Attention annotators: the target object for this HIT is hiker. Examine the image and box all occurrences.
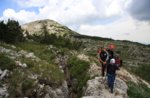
[106,44,115,62]
[97,47,109,77]
[107,58,119,93]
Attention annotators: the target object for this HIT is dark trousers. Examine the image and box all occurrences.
[107,73,116,93]
[101,63,106,77]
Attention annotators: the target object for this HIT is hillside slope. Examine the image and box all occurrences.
[0,19,150,98]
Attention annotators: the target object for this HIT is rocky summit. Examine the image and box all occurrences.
[0,19,150,98]
[22,19,78,36]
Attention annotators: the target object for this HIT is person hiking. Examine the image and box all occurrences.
[107,58,119,93]
[97,47,109,77]
[106,44,115,62]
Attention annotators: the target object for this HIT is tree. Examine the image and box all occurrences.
[0,21,7,41]
[40,25,50,44]
[0,19,25,43]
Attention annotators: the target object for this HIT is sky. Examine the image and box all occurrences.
[0,0,150,44]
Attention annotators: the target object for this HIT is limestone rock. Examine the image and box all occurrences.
[82,77,128,98]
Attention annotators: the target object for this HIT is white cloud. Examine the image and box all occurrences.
[1,8,37,24]
[10,0,130,25]
[38,0,98,25]
[77,16,150,44]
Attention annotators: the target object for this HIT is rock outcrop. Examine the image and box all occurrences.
[42,81,68,98]
[82,77,128,98]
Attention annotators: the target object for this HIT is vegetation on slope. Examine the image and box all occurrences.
[67,56,90,97]
[0,19,150,98]
[0,41,64,97]
[0,54,16,70]
[127,81,150,98]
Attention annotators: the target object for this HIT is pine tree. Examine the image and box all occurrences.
[0,19,25,43]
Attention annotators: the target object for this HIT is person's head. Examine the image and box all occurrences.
[110,58,115,64]
[108,44,115,50]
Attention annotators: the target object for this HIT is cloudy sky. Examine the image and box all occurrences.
[0,0,150,44]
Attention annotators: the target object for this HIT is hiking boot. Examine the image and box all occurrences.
[111,89,113,93]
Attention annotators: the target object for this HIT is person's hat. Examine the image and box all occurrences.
[110,58,115,64]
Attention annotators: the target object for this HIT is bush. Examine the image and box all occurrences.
[8,69,37,97]
[0,54,16,70]
[22,79,36,91]
[127,81,150,98]
[127,64,150,83]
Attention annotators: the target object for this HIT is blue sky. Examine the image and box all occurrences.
[0,0,150,44]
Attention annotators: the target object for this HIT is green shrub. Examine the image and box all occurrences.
[8,69,25,97]
[31,61,64,86]
[134,64,150,83]
[0,54,16,70]
[68,57,90,97]
[8,69,37,97]
[127,81,150,98]
[22,79,36,91]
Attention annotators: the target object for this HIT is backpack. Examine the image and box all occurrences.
[115,56,122,67]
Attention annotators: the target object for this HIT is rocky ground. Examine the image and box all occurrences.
[82,60,150,98]
[0,42,150,98]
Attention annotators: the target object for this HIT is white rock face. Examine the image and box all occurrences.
[88,63,101,77]
[0,70,8,80]
[77,54,89,62]
[82,77,128,98]
[0,85,8,97]
[15,61,27,68]
[0,46,40,63]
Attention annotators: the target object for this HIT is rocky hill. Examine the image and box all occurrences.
[22,19,78,36]
[0,19,150,98]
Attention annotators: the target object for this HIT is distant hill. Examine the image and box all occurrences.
[22,19,78,36]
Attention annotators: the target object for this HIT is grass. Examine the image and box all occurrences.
[6,59,64,97]
[16,41,64,85]
[15,41,55,64]
[0,53,16,70]
[127,64,150,83]
[127,81,150,98]
[124,62,150,84]
[0,41,65,97]
[31,60,64,86]
[8,68,37,97]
